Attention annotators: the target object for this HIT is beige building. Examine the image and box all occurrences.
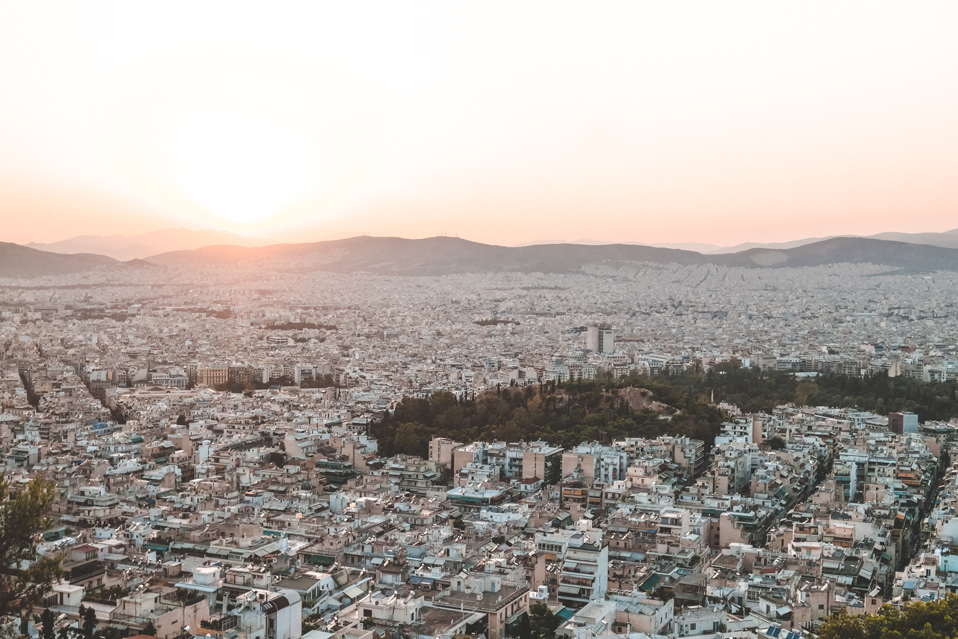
[197,365,229,387]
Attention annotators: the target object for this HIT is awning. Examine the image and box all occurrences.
[343,585,366,599]
[409,576,436,585]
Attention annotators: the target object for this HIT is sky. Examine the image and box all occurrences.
[2,2,958,247]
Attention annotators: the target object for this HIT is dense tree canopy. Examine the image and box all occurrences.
[818,595,958,639]
[371,365,958,460]
[0,475,60,619]
[371,376,725,458]
[680,363,958,419]
[517,602,560,639]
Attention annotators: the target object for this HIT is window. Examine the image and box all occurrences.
[690,623,696,630]
[818,605,824,610]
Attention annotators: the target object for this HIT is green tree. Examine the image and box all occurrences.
[392,422,426,456]
[516,612,533,639]
[81,606,97,639]
[817,594,958,639]
[527,602,560,639]
[0,475,61,620]
[40,609,56,639]
[99,626,131,639]
[57,626,78,639]
[267,451,287,468]
[764,436,786,450]
[794,380,819,406]
[302,614,324,634]
[143,621,158,637]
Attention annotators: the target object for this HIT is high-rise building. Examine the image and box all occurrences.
[522,444,564,484]
[557,530,609,609]
[586,324,614,353]
[888,411,918,435]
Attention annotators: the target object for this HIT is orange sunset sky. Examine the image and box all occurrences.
[2,2,957,247]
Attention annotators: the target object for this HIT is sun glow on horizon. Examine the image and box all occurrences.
[2,2,958,245]
[158,115,323,228]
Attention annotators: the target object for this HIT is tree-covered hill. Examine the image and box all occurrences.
[665,363,958,419]
[370,379,724,458]
[370,365,958,459]
[817,595,958,639]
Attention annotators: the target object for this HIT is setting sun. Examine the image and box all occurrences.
[159,115,320,228]
[1,2,957,246]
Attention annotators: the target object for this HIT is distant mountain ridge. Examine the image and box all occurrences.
[543,228,958,253]
[3,233,958,279]
[868,228,958,249]
[27,228,273,261]
[143,235,958,275]
[0,242,117,278]
[707,228,958,253]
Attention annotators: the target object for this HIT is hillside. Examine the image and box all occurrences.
[26,228,273,261]
[869,227,958,249]
[145,235,958,275]
[0,242,117,278]
[369,382,723,458]
[144,236,709,274]
[716,237,958,271]
[817,593,958,639]
[6,233,957,279]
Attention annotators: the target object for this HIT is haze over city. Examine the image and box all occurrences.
[7,5,958,639]
[3,1,958,247]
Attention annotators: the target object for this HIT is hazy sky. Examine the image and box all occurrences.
[3,2,958,247]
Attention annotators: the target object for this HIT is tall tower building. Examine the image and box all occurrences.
[586,325,614,353]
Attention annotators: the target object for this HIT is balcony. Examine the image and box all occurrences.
[562,561,596,578]
[201,615,239,632]
[560,577,595,589]
[65,560,106,584]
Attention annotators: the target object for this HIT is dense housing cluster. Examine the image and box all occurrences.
[3,263,958,639]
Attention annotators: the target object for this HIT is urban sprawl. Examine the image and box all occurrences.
[4,263,958,639]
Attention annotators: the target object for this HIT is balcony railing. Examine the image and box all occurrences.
[201,615,239,631]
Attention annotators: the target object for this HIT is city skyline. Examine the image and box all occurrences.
[6,3,958,635]
[3,2,958,246]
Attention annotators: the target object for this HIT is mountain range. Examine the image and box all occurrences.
[707,228,958,254]
[140,236,958,275]
[22,226,958,261]
[0,242,117,278]
[2,233,957,279]
[26,228,273,262]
